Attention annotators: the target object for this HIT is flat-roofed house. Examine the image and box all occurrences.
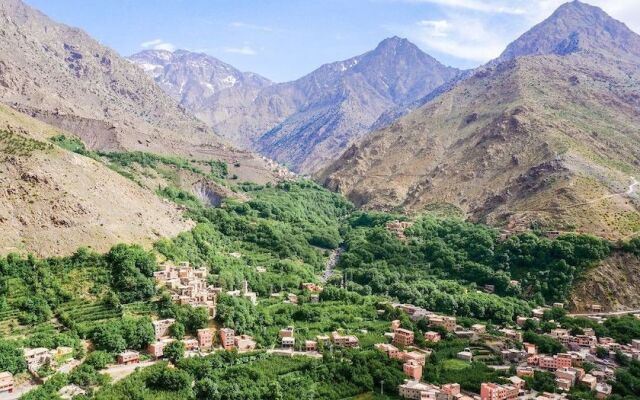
[219,328,235,350]
[0,372,14,393]
[117,351,140,365]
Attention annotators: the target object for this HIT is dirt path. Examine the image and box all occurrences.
[568,308,640,317]
[321,247,343,283]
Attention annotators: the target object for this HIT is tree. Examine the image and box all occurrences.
[164,341,185,364]
[0,340,27,374]
[170,322,185,340]
[85,351,113,370]
[92,325,126,354]
[105,244,157,303]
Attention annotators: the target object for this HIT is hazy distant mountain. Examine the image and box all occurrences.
[136,38,461,173]
[128,49,272,146]
[321,1,640,239]
[248,37,461,173]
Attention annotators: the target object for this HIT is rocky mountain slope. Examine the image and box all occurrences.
[128,49,272,147]
[135,39,460,174]
[0,0,281,183]
[321,1,640,239]
[0,103,193,257]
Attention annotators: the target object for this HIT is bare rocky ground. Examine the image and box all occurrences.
[0,104,193,257]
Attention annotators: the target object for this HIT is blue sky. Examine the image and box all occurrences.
[25,0,640,82]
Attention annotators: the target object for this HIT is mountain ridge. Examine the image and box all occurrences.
[320,1,640,239]
[131,37,462,173]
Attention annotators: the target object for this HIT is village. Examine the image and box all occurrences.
[1,260,638,400]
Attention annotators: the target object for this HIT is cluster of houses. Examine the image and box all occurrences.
[0,346,76,394]
[153,261,219,317]
[274,325,359,353]
[386,301,632,400]
[399,381,472,400]
[386,220,414,240]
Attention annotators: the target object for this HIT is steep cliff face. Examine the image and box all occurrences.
[321,1,640,239]
[570,252,640,312]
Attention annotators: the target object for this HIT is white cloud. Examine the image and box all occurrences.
[229,21,275,32]
[140,39,176,52]
[223,45,257,56]
[392,0,640,66]
[398,16,509,62]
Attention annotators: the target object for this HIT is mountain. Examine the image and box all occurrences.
[0,0,281,183]
[0,103,193,257]
[250,37,461,173]
[128,49,273,147]
[139,38,461,174]
[321,1,640,239]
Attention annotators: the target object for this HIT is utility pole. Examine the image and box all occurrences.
[380,380,384,395]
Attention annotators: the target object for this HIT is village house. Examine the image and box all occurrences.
[524,342,538,355]
[394,303,432,321]
[403,359,422,380]
[24,347,51,373]
[235,335,257,351]
[402,351,427,366]
[399,381,439,399]
[59,384,86,399]
[581,374,597,390]
[152,319,175,340]
[305,340,317,352]
[501,348,527,363]
[219,328,235,350]
[286,293,299,304]
[301,282,323,293]
[375,343,399,359]
[183,338,199,351]
[595,383,612,399]
[310,294,320,303]
[532,307,548,319]
[197,328,214,350]
[391,320,401,330]
[0,372,14,394]
[472,324,486,334]
[499,328,523,342]
[281,336,295,349]
[280,326,295,338]
[331,331,359,348]
[480,382,518,400]
[117,351,140,365]
[424,331,441,343]
[393,328,415,347]
[428,315,457,332]
[316,335,331,345]
[457,349,473,361]
[535,354,573,370]
[227,280,258,305]
[148,338,175,359]
[386,220,413,240]
[516,366,535,378]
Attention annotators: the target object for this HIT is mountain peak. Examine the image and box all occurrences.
[496,0,640,62]
[374,36,417,53]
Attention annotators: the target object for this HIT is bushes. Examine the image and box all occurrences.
[105,244,157,303]
[523,331,565,355]
[0,340,27,374]
[91,316,154,354]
